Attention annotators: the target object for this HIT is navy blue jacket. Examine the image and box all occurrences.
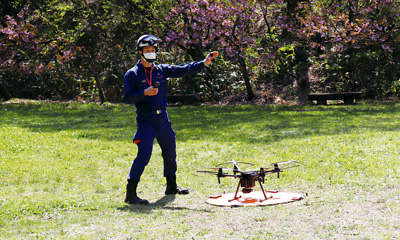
[123,60,206,114]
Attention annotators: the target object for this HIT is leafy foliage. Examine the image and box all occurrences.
[1,0,399,102]
[0,6,79,99]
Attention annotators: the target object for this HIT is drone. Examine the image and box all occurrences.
[197,160,302,206]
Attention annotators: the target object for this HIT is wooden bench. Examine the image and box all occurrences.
[308,92,362,105]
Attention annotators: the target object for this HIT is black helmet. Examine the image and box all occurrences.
[137,35,160,51]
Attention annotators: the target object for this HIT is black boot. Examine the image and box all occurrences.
[124,180,149,205]
[165,176,189,195]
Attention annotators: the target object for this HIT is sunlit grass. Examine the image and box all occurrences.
[1,101,399,239]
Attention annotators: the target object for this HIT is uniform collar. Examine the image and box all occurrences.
[136,60,159,72]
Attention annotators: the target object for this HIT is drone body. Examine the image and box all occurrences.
[198,160,304,207]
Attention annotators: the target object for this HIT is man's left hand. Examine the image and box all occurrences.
[204,51,219,66]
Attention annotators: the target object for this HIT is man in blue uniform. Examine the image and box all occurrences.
[123,34,218,204]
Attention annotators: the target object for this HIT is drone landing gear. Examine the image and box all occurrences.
[207,190,304,207]
[229,177,268,202]
[207,172,304,207]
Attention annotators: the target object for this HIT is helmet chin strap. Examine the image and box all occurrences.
[142,55,155,63]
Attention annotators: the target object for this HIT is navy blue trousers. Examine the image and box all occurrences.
[128,112,177,183]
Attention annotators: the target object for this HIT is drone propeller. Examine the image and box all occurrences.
[272,161,299,178]
[197,168,226,184]
[257,161,299,171]
[231,160,241,174]
[205,167,240,171]
[215,161,254,173]
[271,161,300,169]
[197,170,221,175]
[239,161,299,178]
[197,161,299,182]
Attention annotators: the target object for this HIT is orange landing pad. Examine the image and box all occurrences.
[206,191,304,207]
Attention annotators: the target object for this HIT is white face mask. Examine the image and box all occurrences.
[143,52,156,62]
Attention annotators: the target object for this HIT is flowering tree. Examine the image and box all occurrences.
[0,0,169,102]
[296,0,400,52]
[166,0,266,100]
[0,6,79,100]
[294,0,400,94]
[255,0,400,99]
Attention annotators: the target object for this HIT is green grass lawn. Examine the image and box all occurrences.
[1,100,399,239]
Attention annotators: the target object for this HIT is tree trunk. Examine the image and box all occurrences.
[89,60,106,104]
[184,44,215,90]
[238,54,255,101]
[0,81,12,100]
[293,46,310,103]
[285,0,311,104]
[186,43,205,61]
[94,74,106,104]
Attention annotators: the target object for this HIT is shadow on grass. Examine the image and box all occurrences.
[1,102,400,144]
[171,103,400,143]
[117,195,212,213]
